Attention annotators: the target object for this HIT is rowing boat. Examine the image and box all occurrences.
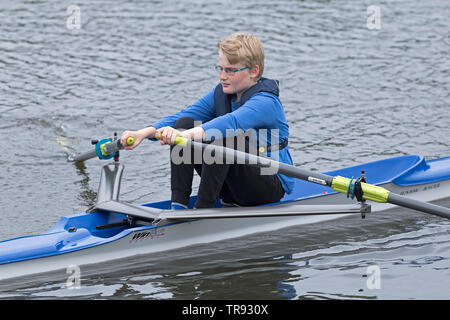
[1,138,450,280]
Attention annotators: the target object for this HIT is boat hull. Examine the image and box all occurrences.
[1,155,450,280]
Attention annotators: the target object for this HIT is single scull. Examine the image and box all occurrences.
[1,137,449,280]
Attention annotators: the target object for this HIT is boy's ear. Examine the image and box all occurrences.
[250,64,260,80]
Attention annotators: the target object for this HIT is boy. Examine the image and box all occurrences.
[121,33,294,209]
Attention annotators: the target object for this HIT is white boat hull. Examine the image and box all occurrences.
[1,178,449,281]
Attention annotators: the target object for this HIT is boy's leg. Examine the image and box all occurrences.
[194,162,231,208]
[170,117,199,207]
[221,164,285,207]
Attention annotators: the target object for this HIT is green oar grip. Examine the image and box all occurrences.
[331,176,390,203]
[126,137,135,146]
[154,133,188,147]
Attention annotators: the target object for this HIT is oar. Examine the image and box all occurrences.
[69,137,135,163]
[155,136,450,220]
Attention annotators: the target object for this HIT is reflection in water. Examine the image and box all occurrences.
[56,135,98,207]
[74,160,97,208]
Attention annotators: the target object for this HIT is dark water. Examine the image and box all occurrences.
[0,0,449,299]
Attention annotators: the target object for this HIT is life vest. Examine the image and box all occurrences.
[213,77,280,116]
[213,77,288,153]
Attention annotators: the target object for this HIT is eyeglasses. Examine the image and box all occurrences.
[215,65,249,75]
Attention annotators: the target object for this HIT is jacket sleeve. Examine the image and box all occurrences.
[201,92,285,139]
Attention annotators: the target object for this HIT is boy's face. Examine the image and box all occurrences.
[218,51,259,100]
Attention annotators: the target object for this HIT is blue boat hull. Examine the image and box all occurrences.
[1,155,450,279]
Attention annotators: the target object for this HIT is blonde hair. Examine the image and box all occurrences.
[217,33,264,80]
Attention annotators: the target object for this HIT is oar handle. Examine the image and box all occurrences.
[154,132,188,147]
[125,136,135,146]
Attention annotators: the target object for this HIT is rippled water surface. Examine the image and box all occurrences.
[0,0,449,299]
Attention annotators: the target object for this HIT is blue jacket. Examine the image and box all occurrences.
[151,79,295,194]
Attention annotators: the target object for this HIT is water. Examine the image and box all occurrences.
[0,0,449,299]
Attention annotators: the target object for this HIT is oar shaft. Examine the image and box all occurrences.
[179,138,450,220]
[188,140,334,186]
[388,193,450,220]
[70,149,98,162]
[70,140,124,163]
[278,162,334,186]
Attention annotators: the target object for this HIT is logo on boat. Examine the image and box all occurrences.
[400,183,440,196]
[130,228,166,242]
